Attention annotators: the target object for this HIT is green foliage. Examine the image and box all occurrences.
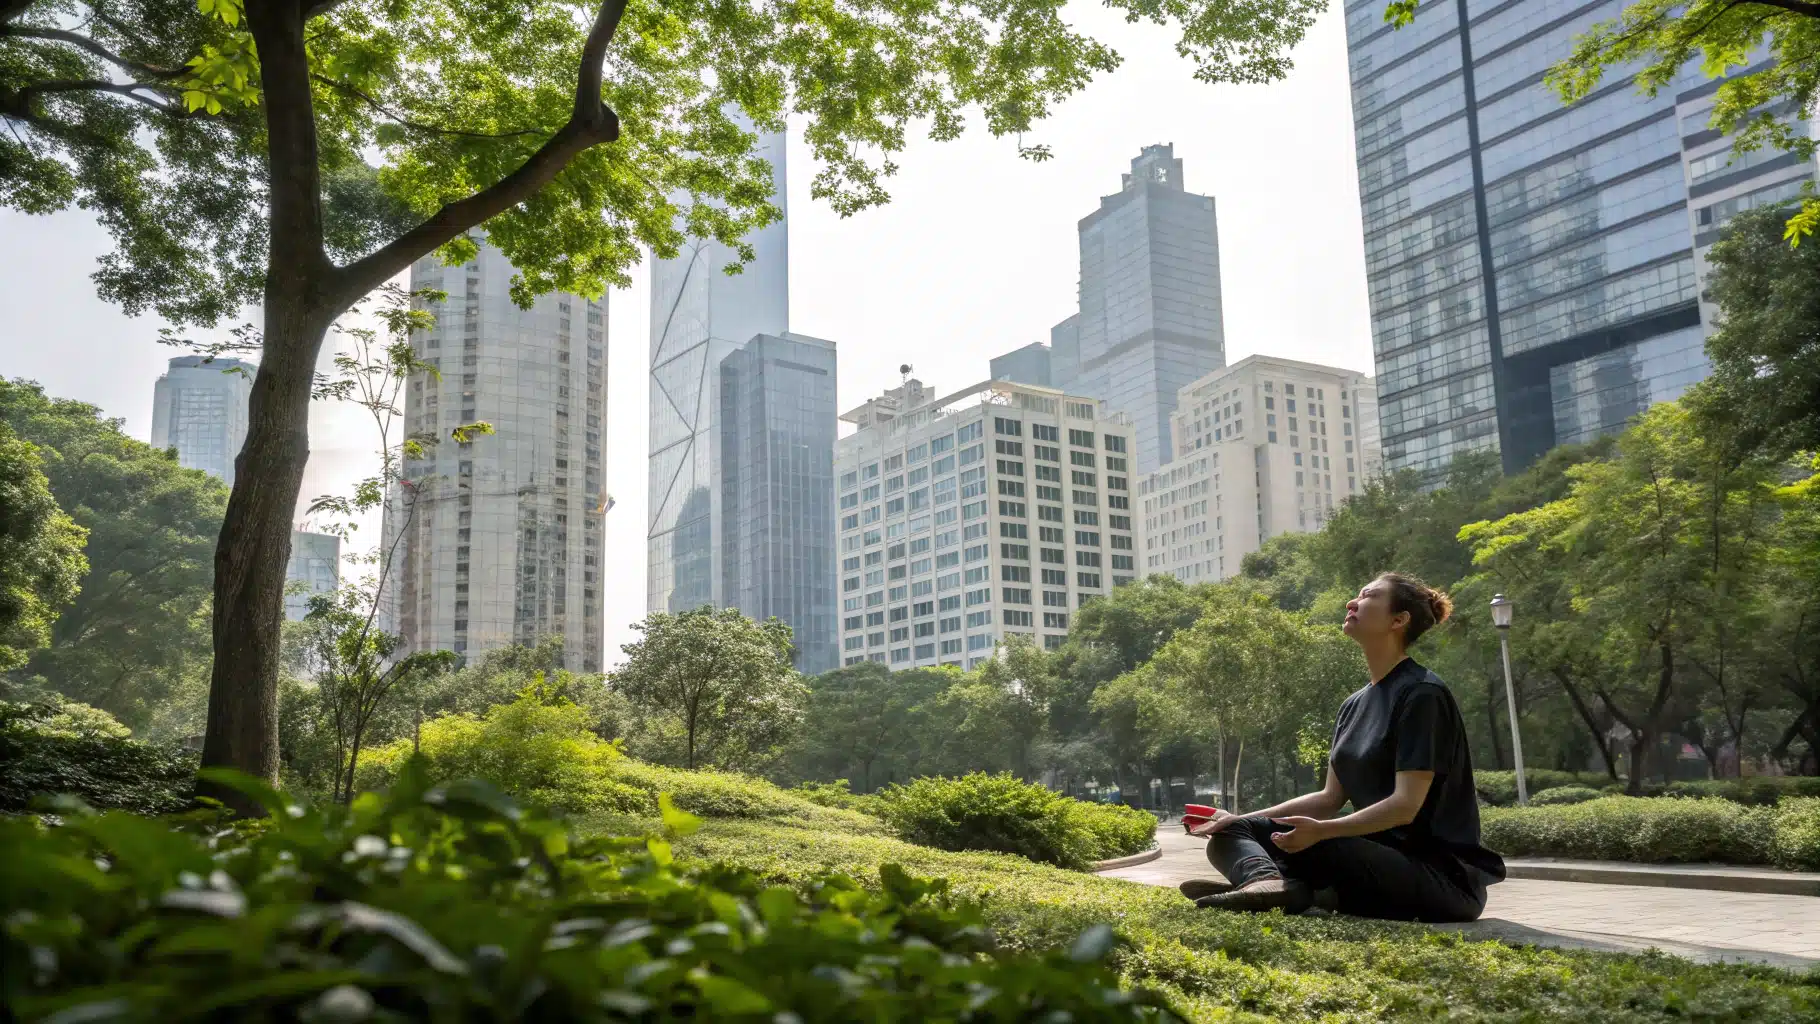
[1474,770,1615,807]
[1771,797,1820,872]
[786,779,885,815]
[683,817,1820,1023]
[1530,785,1605,806]
[1482,796,1792,866]
[0,770,1172,1023]
[0,699,196,814]
[874,772,1154,870]
[788,662,955,791]
[0,378,224,733]
[1661,776,1820,806]
[601,760,889,835]
[1690,204,1820,460]
[611,608,806,772]
[0,420,87,672]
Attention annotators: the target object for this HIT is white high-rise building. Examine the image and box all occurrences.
[284,530,341,620]
[150,356,254,484]
[835,378,1140,670]
[1139,355,1380,583]
[384,241,608,671]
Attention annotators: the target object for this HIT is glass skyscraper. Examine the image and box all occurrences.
[994,145,1227,474]
[150,355,254,484]
[1345,0,1814,474]
[646,129,839,673]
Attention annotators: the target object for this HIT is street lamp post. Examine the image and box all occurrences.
[1490,594,1528,806]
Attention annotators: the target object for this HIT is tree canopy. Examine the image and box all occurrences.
[0,422,86,672]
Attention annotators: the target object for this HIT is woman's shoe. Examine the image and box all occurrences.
[1194,878,1312,914]
[1177,878,1234,901]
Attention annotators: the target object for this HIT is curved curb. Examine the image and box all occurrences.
[1091,845,1162,872]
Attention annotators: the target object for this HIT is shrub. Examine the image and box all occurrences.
[0,699,195,814]
[1474,769,1613,806]
[1482,796,1778,864]
[1530,785,1604,806]
[1770,798,1820,871]
[1662,776,1820,806]
[788,778,886,815]
[875,773,1155,869]
[0,769,1170,1022]
[360,694,886,833]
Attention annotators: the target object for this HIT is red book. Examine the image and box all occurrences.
[1183,803,1216,824]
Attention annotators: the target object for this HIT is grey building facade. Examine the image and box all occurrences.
[989,342,1053,388]
[284,530,341,621]
[150,356,254,484]
[647,129,839,672]
[996,145,1226,474]
[386,241,608,671]
[1344,0,1815,475]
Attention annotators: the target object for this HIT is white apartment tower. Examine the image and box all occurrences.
[1140,355,1380,583]
[835,379,1140,670]
[386,241,608,671]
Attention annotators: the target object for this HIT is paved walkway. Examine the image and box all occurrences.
[1102,829,1820,969]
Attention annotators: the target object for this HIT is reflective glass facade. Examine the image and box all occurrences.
[149,356,253,484]
[284,530,341,621]
[1051,145,1226,474]
[989,342,1053,388]
[1345,0,1709,474]
[719,334,839,674]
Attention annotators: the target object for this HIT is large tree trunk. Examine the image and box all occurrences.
[201,300,334,805]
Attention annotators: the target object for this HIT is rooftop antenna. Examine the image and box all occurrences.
[899,363,913,384]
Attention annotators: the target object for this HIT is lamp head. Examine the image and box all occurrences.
[1490,593,1513,630]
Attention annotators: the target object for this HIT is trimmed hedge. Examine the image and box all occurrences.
[1660,776,1820,806]
[1474,770,1613,806]
[874,772,1156,870]
[1530,785,1604,806]
[1482,795,1820,870]
[0,700,195,815]
[0,769,1168,1022]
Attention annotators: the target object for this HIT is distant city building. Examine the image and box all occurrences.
[719,333,840,674]
[1028,144,1227,474]
[1139,356,1380,582]
[150,356,254,484]
[284,530,341,620]
[989,342,1052,388]
[835,378,1140,670]
[646,128,839,672]
[1342,0,1815,475]
[384,240,608,671]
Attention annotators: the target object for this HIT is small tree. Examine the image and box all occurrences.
[611,608,804,771]
[0,424,87,671]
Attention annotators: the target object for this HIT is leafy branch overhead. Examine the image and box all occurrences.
[2,0,1325,324]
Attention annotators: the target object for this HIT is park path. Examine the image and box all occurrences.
[1100,828,1820,970]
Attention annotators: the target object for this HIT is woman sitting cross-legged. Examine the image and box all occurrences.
[1181,572,1505,922]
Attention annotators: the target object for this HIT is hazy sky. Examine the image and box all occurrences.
[0,3,1372,668]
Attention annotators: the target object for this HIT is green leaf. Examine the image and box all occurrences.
[691,973,773,1015]
[658,791,701,837]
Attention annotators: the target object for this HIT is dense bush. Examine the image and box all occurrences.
[1474,769,1613,806]
[1531,785,1605,806]
[1481,795,1820,869]
[1660,776,1820,806]
[0,699,195,814]
[359,693,886,833]
[789,778,887,815]
[0,768,1169,1022]
[875,773,1155,869]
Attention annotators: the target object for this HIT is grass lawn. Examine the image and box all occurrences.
[579,812,1820,1023]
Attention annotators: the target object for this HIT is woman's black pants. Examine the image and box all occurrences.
[1204,816,1487,923]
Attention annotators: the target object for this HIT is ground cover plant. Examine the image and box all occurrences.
[872,772,1156,869]
[0,698,195,815]
[0,768,1172,1023]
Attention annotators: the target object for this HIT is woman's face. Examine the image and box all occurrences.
[1343,579,1406,644]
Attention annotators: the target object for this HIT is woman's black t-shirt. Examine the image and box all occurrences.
[1329,657,1505,885]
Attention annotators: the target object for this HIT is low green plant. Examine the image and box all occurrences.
[0,768,1171,1022]
[1770,797,1820,871]
[1474,769,1614,806]
[0,699,196,814]
[1662,776,1820,806]
[602,760,888,834]
[678,817,1820,1023]
[787,778,886,815]
[1530,785,1604,806]
[874,772,1155,869]
[1482,795,1788,865]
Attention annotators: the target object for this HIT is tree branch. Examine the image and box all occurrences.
[311,73,549,141]
[1740,0,1820,19]
[5,25,186,79]
[4,77,186,120]
[326,0,627,307]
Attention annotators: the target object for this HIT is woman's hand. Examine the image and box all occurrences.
[1268,816,1329,853]
[1185,809,1240,836]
